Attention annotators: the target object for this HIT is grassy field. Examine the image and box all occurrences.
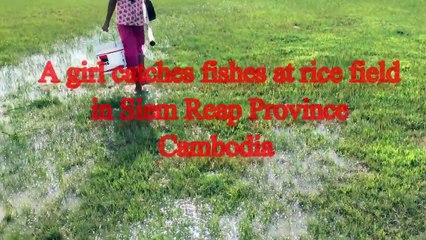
[0,0,106,66]
[0,0,425,239]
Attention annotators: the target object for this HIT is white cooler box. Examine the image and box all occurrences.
[94,41,127,73]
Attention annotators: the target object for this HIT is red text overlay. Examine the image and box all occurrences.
[36,59,401,158]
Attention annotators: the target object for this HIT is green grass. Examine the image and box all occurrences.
[0,0,425,239]
[0,0,105,66]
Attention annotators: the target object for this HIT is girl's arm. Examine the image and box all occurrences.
[102,0,118,32]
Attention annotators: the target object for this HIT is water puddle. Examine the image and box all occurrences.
[0,30,168,102]
[219,214,242,240]
[112,198,213,239]
[266,202,308,239]
[242,124,355,239]
[0,34,97,101]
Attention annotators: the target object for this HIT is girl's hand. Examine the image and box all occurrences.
[102,22,110,32]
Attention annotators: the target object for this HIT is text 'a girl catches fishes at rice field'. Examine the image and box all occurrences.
[36,59,401,158]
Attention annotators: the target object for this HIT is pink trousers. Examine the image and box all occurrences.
[117,24,145,67]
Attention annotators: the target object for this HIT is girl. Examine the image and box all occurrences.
[102,0,146,93]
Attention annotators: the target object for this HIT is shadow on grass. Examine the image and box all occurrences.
[100,89,160,166]
[64,89,163,238]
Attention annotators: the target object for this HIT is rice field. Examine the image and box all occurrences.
[0,0,425,239]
